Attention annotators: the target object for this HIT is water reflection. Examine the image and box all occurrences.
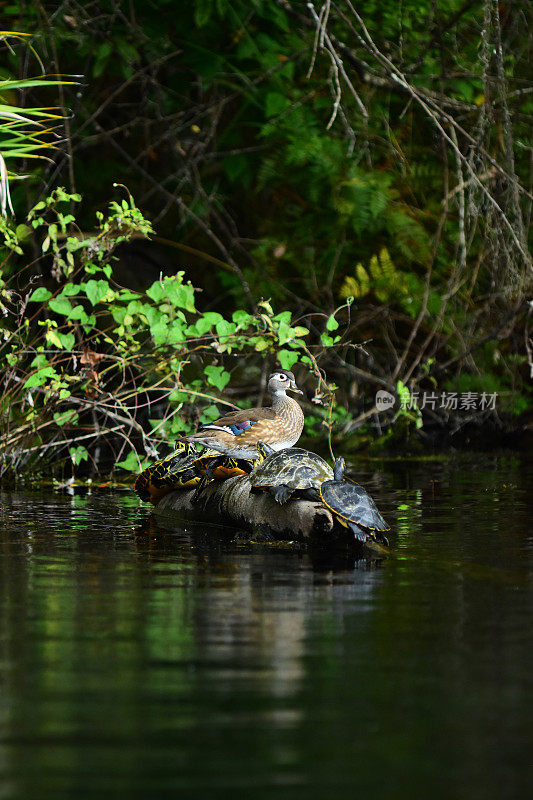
[0,452,532,799]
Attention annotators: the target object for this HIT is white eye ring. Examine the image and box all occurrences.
[277,373,287,380]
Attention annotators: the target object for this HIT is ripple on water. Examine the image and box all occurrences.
[0,453,532,799]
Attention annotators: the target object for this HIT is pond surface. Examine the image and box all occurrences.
[1,452,532,800]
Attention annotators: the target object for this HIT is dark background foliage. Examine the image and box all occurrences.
[1,0,532,474]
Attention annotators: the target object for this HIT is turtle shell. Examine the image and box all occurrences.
[135,445,254,504]
[195,451,253,479]
[150,444,202,487]
[319,478,390,543]
[134,443,201,503]
[249,447,333,500]
[210,456,254,479]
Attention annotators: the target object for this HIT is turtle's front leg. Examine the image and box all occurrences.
[191,457,223,504]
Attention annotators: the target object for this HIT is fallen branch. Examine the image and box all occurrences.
[154,475,388,555]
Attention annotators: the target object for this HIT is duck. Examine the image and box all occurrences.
[179,370,305,460]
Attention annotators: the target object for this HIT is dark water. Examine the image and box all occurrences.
[1,453,532,800]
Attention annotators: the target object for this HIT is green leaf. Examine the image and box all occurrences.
[396,380,411,407]
[398,504,409,511]
[85,278,110,305]
[194,0,213,28]
[150,321,169,344]
[82,315,96,331]
[233,310,253,327]
[292,326,309,338]
[54,410,79,427]
[112,306,127,325]
[116,38,139,64]
[265,92,289,118]
[93,42,112,78]
[146,281,165,302]
[58,284,82,297]
[278,349,299,370]
[118,290,142,301]
[258,299,274,316]
[126,300,141,316]
[44,329,75,351]
[70,445,89,466]
[326,314,339,331]
[116,450,142,472]
[67,305,87,321]
[277,320,292,345]
[196,312,223,335]
[24,366,58,388]
[200,403,221,424]
[205,364,230,391]
[45,330,64,349]
[49,298,72,316]
[58,332,75,349]
[169,389,190,403]
[164,278,196,312]
[31,353,49,369]
[28,287,52,302]
[215,320,236,339]
[168,320,184,343]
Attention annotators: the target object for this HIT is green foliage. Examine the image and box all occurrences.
[204,365,230,391]
[395,380,423,429]
[0,0,530,456]
[116,451,148,472]
[340,247,426,318]
[69,445,88,467]
[0,187,346,476]
[0,33,76,216]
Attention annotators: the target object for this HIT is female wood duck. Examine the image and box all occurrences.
[180,370,304,460]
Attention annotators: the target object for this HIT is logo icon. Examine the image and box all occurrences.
[375,390,395,411]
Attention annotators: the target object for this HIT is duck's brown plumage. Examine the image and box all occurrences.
[204,406,276,426]
[179,370,304,459]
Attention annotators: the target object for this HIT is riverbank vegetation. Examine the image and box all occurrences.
[0,1,531,479]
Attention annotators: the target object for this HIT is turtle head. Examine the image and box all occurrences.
[256,440,274,463]
[268,370,303,395]
[333,457,345,481]
[173,441,198,457]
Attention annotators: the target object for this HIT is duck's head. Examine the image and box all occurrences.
[267,370,303,395]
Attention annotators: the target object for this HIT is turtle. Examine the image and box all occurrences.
[135,443,254,505]
[134,442,201,503]
[190,450,254,502]
[318,458,390,545]
[248,442,334,504]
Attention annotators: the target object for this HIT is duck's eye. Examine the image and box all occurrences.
[278,373,287,380]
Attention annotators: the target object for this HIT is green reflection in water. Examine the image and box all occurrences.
[0,453,532,799]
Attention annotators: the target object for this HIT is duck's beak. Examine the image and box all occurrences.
[288,380,303,395]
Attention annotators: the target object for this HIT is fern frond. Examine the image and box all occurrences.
[368,254,382,280]
[378,247,396,279]
[339,276,360,299]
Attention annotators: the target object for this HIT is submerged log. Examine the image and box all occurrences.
[154,475,388,554]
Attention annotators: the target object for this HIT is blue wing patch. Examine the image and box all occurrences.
[228,420,257,436]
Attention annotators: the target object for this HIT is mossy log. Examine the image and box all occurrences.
[154,475,388,554]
